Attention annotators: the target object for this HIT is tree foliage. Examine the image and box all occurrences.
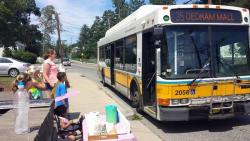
[39,5,57,50]
[129,0,145,13]
[0,0,42,56]
[149,0,176,5]
[78,17,106,59]
[194,0,250,9]
[102,10,119,29]
[112,0,130,20]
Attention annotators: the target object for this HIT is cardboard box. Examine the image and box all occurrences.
[88,126,118,141]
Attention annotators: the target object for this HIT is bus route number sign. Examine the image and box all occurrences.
[170,8,242,23]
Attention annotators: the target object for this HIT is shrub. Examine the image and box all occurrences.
[12,50,37,64]
[3,48,13,58]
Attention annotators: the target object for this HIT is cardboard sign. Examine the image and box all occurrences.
[55,91,78,102]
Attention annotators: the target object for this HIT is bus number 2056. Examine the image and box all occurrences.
[175,89,196,95]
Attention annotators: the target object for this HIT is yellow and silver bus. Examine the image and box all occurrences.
[97,5,250,121]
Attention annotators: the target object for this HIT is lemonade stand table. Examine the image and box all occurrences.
[82,110,137,141]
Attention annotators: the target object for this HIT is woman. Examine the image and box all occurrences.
[43,49,58,93]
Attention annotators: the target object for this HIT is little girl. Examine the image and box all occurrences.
[12,73,46,134]
[12,74,32,134]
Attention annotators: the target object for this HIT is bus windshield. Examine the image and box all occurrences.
[161,26,250,79]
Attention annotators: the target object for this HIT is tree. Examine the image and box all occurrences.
[86,16,106,59]
[227,0,250,9]
[194,0,250,9]
[39,5,57,51]
[112,0,130,20]
[129,0,145,13]
[79,24,91,46]
[40,5,57,35]
[149,0,176,5]
[78,16,106,59]
[0,0,41,47]
[102,10,119,29]
[23,25,43,55]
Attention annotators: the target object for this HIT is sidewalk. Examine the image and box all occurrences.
[0,107,49,141]
[67,72,162,141]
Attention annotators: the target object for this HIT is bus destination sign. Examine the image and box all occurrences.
[170,9,242,23]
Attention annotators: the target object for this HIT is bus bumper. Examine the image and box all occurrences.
[158,101,250,121]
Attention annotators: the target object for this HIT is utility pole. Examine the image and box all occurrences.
[107,16,111,29]
[55,12,63,63]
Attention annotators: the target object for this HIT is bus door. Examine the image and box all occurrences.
[110,43,115,85]
[142,31,156,110]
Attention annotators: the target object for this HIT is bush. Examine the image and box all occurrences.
[3,48,13,58]
[12,50,37,64]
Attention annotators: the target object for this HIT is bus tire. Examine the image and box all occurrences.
[131,85,139,108]
[131,81,143,113]
[136,94,143,113]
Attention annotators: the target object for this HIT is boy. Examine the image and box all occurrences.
[55,72,69,111]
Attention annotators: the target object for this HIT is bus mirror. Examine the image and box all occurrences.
[154,40,162,48]
[154,27,163,48]
[153,27,163,38]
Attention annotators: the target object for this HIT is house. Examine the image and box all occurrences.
[0,47,3,57]
[0,41,26,57]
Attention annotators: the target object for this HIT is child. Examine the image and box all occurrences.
[55,72,69,111]
[27,67,45,99]
[12,74,31,134]
[54,104,83,141]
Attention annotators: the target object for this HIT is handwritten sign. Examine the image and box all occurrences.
[171,9,242,23]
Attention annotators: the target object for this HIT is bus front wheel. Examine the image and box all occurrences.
[131,85,143,113]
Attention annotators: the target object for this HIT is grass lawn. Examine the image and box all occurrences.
[0,76,15,90]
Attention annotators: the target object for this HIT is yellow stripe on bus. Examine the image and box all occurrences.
[157,81,250,99]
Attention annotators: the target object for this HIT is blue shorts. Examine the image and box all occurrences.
[45,83,53,91]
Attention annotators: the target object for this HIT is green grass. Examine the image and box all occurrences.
[71,57,81,61]
[84,58,97,64]
[0,77,15,90]
[127,113,143,121]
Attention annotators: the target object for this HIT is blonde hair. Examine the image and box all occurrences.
[12,73,32,92]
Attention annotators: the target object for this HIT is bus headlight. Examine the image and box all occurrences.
[180,99,189,104]
[246,94,250,100]
[171,99,180,105]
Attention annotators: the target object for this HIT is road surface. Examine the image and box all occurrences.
[67,62,250,141]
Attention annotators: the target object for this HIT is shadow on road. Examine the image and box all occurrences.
[103,82,250,134]
[143,113,250,133]
[30,125,40,132]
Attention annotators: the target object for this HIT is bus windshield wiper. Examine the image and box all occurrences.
[188,59,210,86]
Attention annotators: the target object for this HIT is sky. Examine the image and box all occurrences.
[32,0,186,44]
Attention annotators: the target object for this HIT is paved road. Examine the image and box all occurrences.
[68,62,250,141]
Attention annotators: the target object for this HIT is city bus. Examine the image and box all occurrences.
[97,4,250,121]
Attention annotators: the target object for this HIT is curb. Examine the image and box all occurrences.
[71,60,97,66]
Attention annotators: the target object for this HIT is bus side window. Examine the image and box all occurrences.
[115,40,124,70]
[105,46,111,67]
[125,35,137,73]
